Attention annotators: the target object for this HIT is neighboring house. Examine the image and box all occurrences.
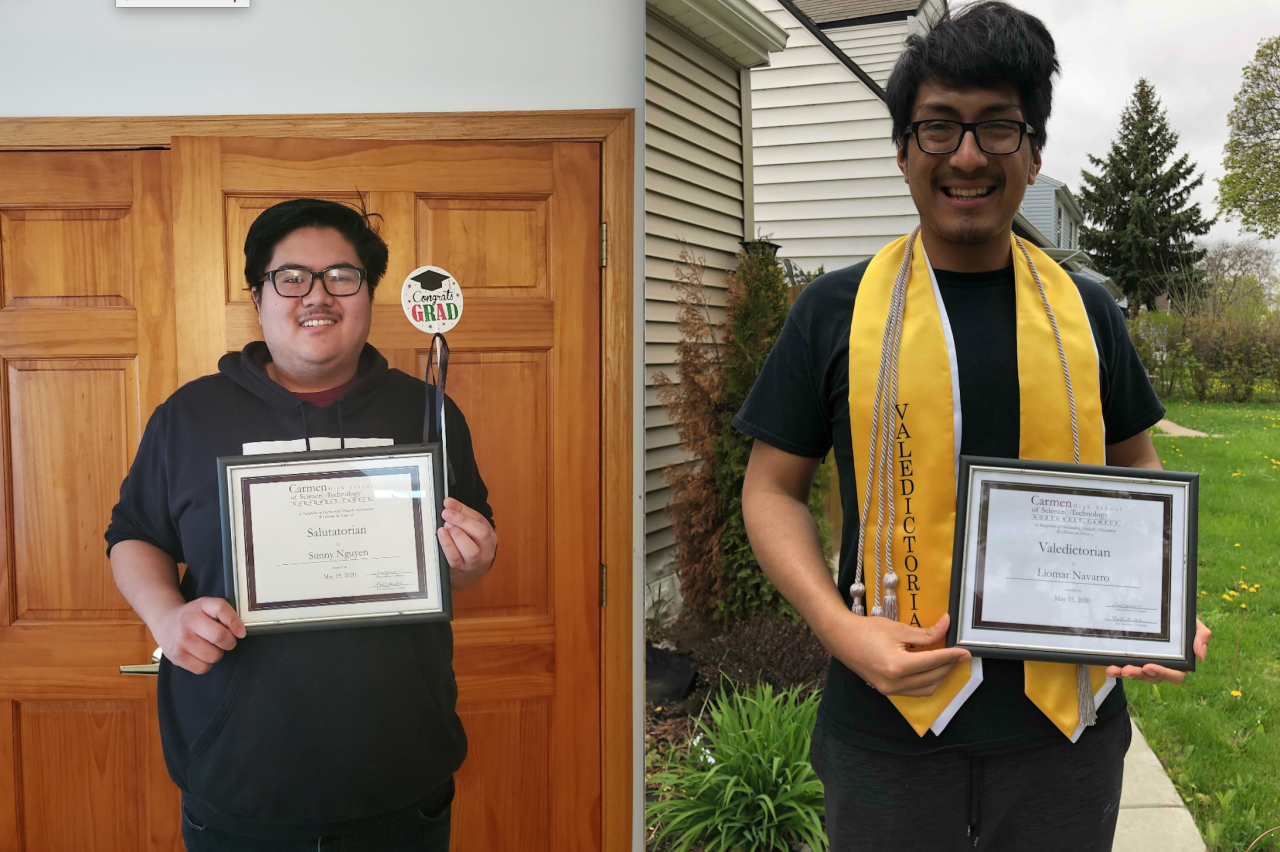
[645,0,788,619]
[1019,174,1127,309]
[1021,173,1083,251]
[748,0,947,275]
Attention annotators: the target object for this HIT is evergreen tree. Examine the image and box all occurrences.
[1078,79,1214,309]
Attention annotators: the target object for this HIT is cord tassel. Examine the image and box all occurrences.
[849,582,866,617]
[882,571,899,621]
[1076,664,1098,728]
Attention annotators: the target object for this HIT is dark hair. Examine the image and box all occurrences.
[886,1,1059,153]
[244,197,389,298]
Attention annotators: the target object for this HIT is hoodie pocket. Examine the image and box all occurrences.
[182,628,465,825]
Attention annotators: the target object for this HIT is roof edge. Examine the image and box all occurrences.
[646,0,789,68]
[1054,183,1084,223]
[774,0,889,102]
[816,9,914,29]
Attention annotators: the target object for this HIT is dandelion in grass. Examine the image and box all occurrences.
[1231,690,1243,698]
[1241,603,1248,609]
[1223,594,1233,601]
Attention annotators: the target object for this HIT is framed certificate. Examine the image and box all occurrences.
[217,444,450,634]
[947,456,1198,670]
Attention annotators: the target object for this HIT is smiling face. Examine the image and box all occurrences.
[897,79,1042,271]
[251,226,373,392]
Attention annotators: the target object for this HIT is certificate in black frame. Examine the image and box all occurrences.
[217,443,450,634]
[945,455,1198,670]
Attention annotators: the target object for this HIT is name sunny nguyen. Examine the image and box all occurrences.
[307,526,368,538]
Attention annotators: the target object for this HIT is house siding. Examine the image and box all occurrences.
[748,0,942,275]
[1020,176,1061,246]
[645,10,749,616]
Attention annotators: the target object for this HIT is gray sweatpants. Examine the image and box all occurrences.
[811,708,1131,851]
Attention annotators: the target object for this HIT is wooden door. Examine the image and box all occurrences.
[0,151,181,850]
[173,137,603,850]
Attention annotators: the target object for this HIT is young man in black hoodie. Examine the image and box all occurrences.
[107,198,497,851]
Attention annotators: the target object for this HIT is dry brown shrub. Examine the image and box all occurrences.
[652,249,729,619]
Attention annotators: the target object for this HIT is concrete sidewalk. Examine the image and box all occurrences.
[1114,719,1206,852]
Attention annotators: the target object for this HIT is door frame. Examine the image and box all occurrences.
[0,110,635,851]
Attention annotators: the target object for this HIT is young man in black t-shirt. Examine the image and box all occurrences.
[736,4,1209,849]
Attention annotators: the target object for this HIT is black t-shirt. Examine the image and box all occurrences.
[734,260,1166,754]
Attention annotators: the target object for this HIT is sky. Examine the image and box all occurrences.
[1008,0,1280,249]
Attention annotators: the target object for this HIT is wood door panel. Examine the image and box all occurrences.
[17,700,148,852]
[7,360,139,621]
[418,198,549,298]
[452,699,551,852]
[0,209,134,308]
[0,152,134,207]
[434,351,550,618]
[0,149,179,852]
[218,138,556,195]
[0,311,138,358]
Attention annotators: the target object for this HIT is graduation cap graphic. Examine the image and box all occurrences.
[412,269,450,291]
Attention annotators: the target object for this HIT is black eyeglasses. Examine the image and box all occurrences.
[905,119,1034,155]
[262,265,367,298]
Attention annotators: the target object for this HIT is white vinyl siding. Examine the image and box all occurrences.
[748,0,918,274]
[1020,176,1061,246]
[825,19,910,87]
[645,10,748,609]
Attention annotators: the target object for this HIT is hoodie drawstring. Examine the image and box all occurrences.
[337,400,346,450]
[298,403,311,452]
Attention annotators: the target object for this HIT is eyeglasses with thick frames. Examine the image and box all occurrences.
[905,119,1035,156]
[262,265,367,298]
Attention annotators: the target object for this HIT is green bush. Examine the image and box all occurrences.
[1127,311,1278,403]
[647,683,826,852]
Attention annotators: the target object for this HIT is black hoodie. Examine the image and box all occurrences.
[106,342,491,837]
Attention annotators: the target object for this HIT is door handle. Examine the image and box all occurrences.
[120,647,163,676]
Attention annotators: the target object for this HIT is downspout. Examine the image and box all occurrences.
[774,0,889,103]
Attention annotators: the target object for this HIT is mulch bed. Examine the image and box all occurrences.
[645,611,829,752]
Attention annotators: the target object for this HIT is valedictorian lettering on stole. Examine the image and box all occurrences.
[735,4,1210,850]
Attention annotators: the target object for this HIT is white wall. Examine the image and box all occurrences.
[0,1,638,116]
[0,2,646,849]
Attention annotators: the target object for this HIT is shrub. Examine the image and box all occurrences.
[647,683,826,852]
[1127,310,1189,398]
[694,611,829,697]
[715,243,793,624]
[653,250,728,618]
[655,244,832,627]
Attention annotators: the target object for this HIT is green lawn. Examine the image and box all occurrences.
[1135,401,1280,851]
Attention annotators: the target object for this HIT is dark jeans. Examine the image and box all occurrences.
[181,787,452,852]
[811,708,1131,851]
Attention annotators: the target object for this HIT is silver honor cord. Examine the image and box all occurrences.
[850,228,916,618]
[1013,237,1095,728]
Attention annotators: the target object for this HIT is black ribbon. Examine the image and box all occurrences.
[423,332,448,445]
[423,333,455,492]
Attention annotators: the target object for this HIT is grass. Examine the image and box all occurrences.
[1137,401,1280,851]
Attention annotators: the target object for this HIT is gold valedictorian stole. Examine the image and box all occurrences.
[848,229,1113,740]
